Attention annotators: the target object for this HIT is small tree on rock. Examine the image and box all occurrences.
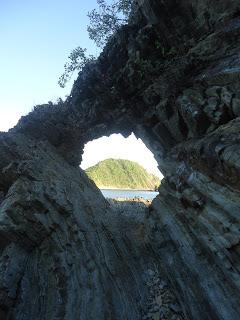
[58,0,133,88]
[58,47,95,88]
[87,0,133,48]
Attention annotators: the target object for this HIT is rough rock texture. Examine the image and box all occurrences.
[1,0,240,319]
[0,134,177,319]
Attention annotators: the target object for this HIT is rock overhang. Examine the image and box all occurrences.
[1,0,240,319]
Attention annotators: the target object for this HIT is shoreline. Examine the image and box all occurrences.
[108,197,153,205]
[99,187,158,192]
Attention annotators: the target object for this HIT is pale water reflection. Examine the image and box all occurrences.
[101,189,158,200]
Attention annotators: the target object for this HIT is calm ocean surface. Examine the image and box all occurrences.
[100,189,158,200]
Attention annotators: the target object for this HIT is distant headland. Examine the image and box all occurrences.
[85,159,161,191]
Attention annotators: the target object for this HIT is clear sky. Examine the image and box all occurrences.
[0,0,98,130]
[0,0,162,177]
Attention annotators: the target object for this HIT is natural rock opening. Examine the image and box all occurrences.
[80,133,162,198]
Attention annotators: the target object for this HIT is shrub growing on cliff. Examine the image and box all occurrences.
[58,0,133,88]
[87,0,133,48]
[58,47,95,88]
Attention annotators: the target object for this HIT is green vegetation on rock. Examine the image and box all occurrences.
[85,159,160,190]
[58,0,133,88]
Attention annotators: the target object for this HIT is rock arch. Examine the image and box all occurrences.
[1,0,240,319]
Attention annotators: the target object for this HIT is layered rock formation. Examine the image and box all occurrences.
[1,0,240,318]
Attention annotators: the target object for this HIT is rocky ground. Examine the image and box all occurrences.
[108,197,152,206]
[109,199,185,320]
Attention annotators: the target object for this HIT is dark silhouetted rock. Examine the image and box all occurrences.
[1,0,240,319]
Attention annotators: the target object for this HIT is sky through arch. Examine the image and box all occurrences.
[80,133,163,178]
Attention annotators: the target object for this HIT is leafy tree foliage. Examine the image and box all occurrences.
[87,0,133,48]
[58,47,95,88]
[58,0,133,88]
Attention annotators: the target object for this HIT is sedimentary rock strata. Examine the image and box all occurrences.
[1,0,240,319]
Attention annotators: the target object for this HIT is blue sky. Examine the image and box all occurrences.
[0,0,162,177]
[0,0,98,129]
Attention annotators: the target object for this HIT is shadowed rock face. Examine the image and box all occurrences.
[1,0,240,319]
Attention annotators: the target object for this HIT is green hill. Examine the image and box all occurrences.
[85,159,160,190]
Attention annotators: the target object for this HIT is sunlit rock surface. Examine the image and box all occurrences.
[1,0,240,318]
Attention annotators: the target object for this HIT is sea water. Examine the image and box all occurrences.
[100,189,158,200]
